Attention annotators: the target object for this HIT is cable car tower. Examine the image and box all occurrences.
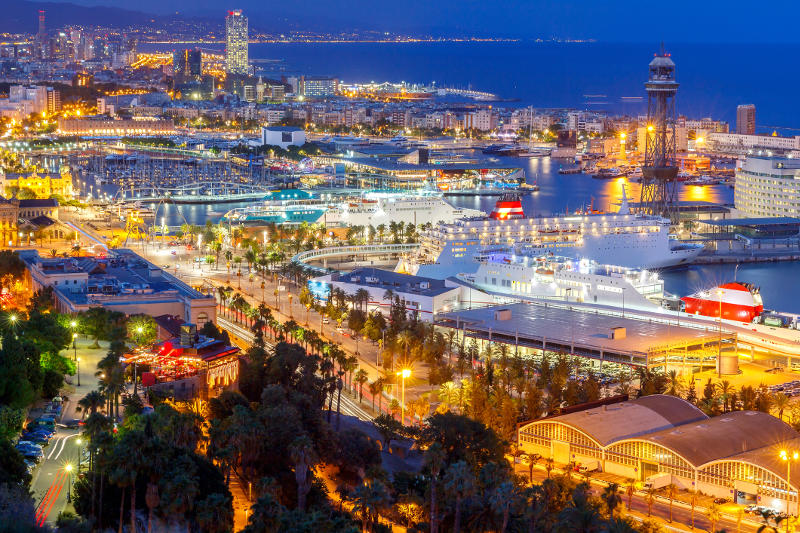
[640,46,679,221]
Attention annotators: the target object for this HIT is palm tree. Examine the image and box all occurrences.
[368,379,384,413]
[645,486,656,516]
[601,483,623,519]
[78,390,104,416]
[706,502,721,532]
[354,369,368,403]
[773,392,791,421]
[666,483,676,522]
[625,478,635,511]
[544,457,554,479]
[289,436,315,511]
[665,370,684,397]
[425,442,445,533]
[443,461,474,533]
[716,380,735,412]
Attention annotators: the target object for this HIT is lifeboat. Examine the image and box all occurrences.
[681,282,763,322]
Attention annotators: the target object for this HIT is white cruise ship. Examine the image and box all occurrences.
[397,191,704,279]
[224,193,483,228]
[459,251,664,311]
[321,196,484,227]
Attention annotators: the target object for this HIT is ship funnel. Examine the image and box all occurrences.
[618,185,630,215]
[489,193,526,220]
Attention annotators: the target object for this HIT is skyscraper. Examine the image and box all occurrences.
[737,104,756,135]
[225,10,249,75]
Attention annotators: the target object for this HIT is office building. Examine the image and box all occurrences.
[20,249,217,326]
[300,76,338,98]
[261,126,306,148]
[518,394,800,513]
[173,48,202,82]
[737,104,756,135]
[706,132,800,155]
[734,156,800,217]
[225,10,249,75]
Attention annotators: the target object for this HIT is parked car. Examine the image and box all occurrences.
[713,497,729,504]
[59,418,82,429]
[21,432,50,445]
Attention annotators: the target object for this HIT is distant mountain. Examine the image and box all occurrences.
[0,1,211,34]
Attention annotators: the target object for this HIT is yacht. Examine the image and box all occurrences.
[397,188,705,279]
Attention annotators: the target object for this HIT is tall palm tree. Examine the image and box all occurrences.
[773,392,791,421]
[354,369,368,403]
[717,380,735,412]
[601,483,623,519]
[443,461,474,533]
[78,390,105,416]
[424,443,445,533]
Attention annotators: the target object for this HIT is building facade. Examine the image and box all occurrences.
[20,249,216,325]
[225,10,249,75]
[735,156,800,217]
[57,117,175,136]
[261,126,306,148]
[737,104,756,135]
[1,168,73,198]
[518,395,800,513]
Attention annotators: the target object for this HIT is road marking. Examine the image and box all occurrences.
[51,433,77,462]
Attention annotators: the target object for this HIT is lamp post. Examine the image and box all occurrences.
[781,449,799,532]
[717,289,723,377]
[76,357,80,387]
[134,326,143,394]
[72,332,77,361]
[397,368,410,425]
[65,463,73,503]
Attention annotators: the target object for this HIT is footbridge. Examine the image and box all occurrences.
[291,243,419,275]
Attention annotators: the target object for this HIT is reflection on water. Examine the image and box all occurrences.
[445,154,733,216]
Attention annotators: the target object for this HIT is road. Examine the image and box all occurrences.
[518,465,765,533]
[29,339,106,526]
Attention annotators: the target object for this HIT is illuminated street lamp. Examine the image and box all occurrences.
[397,369,411,425]
[76,357,81,387]
[65,463,73,503]
[781,449,799,529]
[72,332,78,361]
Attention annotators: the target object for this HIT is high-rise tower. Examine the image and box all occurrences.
[640,48,679,221]
[225,10,249,75]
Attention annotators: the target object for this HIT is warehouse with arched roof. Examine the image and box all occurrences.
[518,395,800,512]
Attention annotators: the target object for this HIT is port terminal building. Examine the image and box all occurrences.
[435,302,738,373]
[518,395,800,512]
[693,217,800,253]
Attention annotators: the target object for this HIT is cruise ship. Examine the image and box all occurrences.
[224,193,483,228]
[397,190,704,279]
[459,251,664,311]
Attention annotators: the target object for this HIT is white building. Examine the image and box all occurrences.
[735,156,800,217]
[261,126,306,148]
[310,268,473,322]
[19,249,216,326]
[708,132,800,155]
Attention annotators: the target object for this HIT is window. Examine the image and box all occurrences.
[196,312,209,327]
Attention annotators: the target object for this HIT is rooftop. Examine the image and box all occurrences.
[550,395,707,447]
[331,267,458,297]
[640,410,799,466]
[438,302,726,357]
[700,217,800,227]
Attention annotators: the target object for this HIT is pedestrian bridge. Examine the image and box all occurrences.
[291,243,419,275]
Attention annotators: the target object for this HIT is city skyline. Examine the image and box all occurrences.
[25,0,800,42]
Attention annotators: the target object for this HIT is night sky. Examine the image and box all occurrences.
[41,0,800,41]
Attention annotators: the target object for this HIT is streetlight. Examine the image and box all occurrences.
[65,463,73,503]
[76,357,81,387]
[717,289,723,377]
[72,332,78,361]
[781,449,799,530]
[397,368,411,425]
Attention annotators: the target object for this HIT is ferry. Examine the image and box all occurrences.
[223,192,483,228]
[459,251,664,311]
[397,189,705,279]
